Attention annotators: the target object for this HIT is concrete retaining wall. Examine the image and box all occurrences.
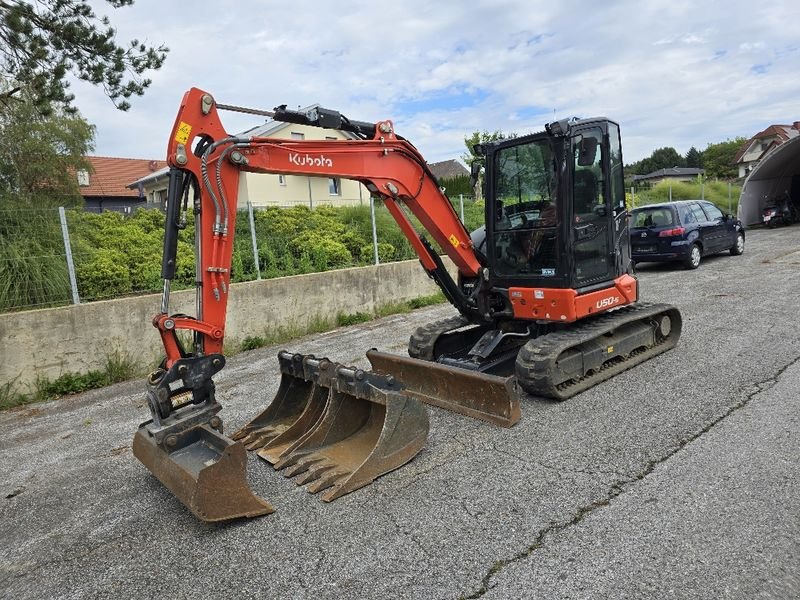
[0,260,445,392]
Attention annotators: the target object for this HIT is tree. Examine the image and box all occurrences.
[702,138,747,180]
[463,130,515,201]
[685,146,703,168]
[0,0,168,113]
[0,86,94,206]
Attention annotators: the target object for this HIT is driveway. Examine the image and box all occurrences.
[1,227,798,599]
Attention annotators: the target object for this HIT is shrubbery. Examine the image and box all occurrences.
[631,178,741,213]
[1,199,487,310]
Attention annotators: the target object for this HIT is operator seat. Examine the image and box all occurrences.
[574,170,597,214]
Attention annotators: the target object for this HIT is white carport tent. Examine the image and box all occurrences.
[737,135,800,226]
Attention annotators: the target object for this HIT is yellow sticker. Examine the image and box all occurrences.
[607,345,614,354]
[449,234,460,248]
[175,121,192,145]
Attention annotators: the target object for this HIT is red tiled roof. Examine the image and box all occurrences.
[80,156,167,198]
[734,124,800,163]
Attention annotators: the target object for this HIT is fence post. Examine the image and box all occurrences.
[459,194,465,222]
[669,184,672,202]
[58,206,80,305]
[247,201,262,280]
[701,179,705,201]
[728,182,732,214]
[631,186,635,208]
[370,196,380,265]
[307,179,313,209]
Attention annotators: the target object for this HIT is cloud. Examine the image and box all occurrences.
[71,0,800,164]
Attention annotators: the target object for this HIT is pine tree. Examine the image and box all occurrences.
[0,0,168,113]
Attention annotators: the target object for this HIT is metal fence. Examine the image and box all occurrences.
[0,194,480,313]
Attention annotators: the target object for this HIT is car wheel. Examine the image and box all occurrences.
[684,243,701,269]
[730,232,745,256]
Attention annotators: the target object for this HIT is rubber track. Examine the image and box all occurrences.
[408,314,470,361]
[515,302,681,400]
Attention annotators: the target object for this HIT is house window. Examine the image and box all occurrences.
[328,178,340,196]
[77,170,89,186]
[278,175,286,186]
[291,132,305,140]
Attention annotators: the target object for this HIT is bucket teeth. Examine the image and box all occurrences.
[236,351,430,502]
[241,427,282,450]
[307,471,348,494]
[282,455,324,478]
[294,461,337,485]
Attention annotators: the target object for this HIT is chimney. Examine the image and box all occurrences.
[793,121,800,130]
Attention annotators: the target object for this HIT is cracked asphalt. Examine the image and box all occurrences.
[1,226,799,599]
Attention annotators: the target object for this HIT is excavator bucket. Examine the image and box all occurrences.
[366,349,521,427]
[133,355,274,522]
[233,352,429,501]
[133,422,274,522]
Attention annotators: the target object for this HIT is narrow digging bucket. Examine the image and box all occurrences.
[234,351,429,501]
[232,354,320,452]
[133,421,274,522]
[366,349,521,427]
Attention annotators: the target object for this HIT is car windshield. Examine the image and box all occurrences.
[631,207,674,228]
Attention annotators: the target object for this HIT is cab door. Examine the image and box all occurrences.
[571,126,615,287]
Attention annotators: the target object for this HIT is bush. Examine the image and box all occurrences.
[633,178,741,213]
[360,242,396,262]
[288,231,353,267]
[76,248,132,299]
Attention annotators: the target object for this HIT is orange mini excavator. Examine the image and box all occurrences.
[133,88,681,521]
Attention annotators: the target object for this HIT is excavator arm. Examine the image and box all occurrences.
[158,87,484,366]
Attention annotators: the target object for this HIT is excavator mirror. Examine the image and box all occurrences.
[576,135,598,167]
[469,160,482,189]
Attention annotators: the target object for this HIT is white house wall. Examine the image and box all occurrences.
[134,122,370,208]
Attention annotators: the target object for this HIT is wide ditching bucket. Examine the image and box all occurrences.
[366,349,521,427]
[132,355,274,522]
[233,351,429,502]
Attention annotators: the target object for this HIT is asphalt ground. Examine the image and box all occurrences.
[1,226,798,599]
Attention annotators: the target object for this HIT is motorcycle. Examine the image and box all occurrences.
[762,192,799,228]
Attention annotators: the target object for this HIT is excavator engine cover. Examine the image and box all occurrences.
[233,351,429,502]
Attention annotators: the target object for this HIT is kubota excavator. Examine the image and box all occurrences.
[133,88,682,522]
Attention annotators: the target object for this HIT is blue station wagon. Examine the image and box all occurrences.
[630,200,745,269]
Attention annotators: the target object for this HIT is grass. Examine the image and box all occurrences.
[237,292,447,353]
[0,350,142,410]
[1,292,449,410]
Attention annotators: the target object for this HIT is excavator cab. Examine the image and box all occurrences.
[483,118,632,293]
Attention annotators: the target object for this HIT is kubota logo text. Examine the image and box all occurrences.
[596,296,620,309]
[288,153,333,167]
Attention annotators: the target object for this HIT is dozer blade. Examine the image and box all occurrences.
[366,349,521,428]
[133,355,273,522]
[234,351,429,501]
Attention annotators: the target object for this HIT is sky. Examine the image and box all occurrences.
[71,0,800,165]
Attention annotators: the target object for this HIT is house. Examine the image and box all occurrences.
[128,106,370,209]
[632,167,705,185]
[428,159,469,181]
[79,156,167,213]
[734,122,800,178]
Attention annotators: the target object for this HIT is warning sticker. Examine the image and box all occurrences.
[449,234,460,248]
[175,121,192,145]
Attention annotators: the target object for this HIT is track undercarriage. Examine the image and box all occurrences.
[406,303,682,402]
